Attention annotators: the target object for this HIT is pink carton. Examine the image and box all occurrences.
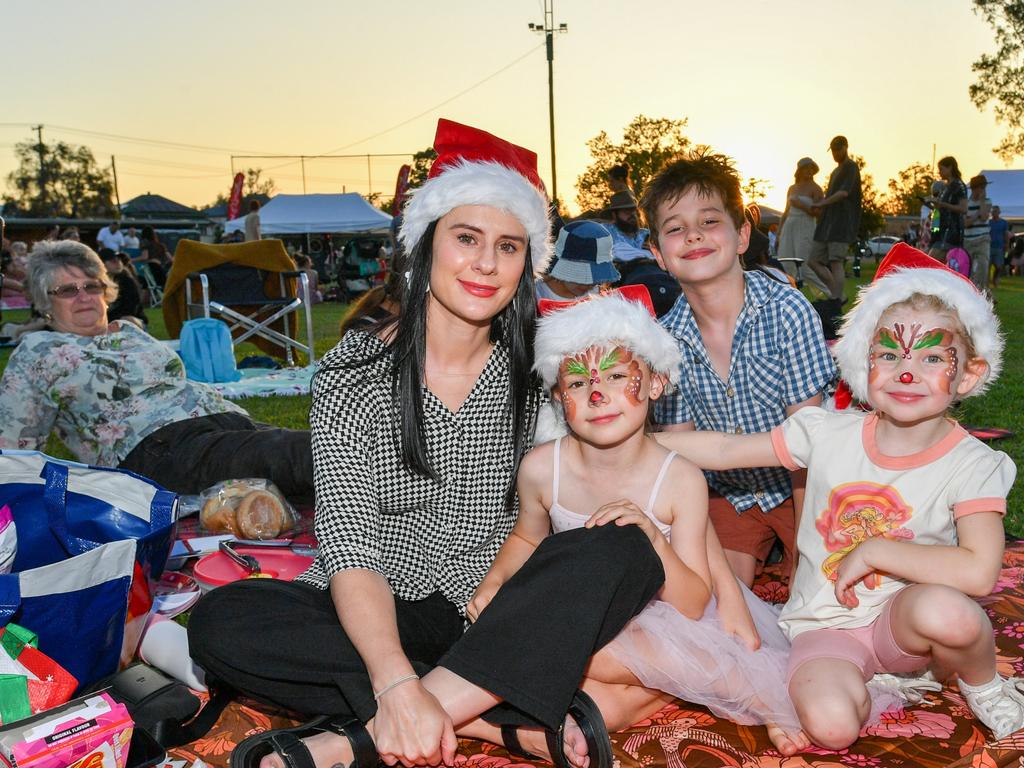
[0,692,133,768]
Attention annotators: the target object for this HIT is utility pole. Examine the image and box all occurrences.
[529,1,567,203]
[111,155,122,217]
[34,125,47,215]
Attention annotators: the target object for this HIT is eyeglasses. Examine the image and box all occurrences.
[47,281,105,299]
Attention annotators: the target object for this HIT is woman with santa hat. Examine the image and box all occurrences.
[189,120,663,768]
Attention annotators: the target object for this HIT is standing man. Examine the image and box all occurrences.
[808,136,861,307]
[244,200,262,242]
[96,220,125,252]
[990,205,1010,288]
[964,175,992,291]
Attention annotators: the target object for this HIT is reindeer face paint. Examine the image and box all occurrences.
[868,307,969,416]
[555,344,655,439]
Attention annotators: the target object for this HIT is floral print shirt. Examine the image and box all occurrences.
[0,321,244,466]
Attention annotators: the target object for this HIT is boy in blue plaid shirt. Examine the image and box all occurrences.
[643,151,836,586]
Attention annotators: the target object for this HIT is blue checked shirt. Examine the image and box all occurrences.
[655,270,837,514]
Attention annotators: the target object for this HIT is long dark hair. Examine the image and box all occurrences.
[938,156,962,180]
[320,219,539,510]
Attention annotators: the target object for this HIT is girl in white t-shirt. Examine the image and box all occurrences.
[658,243,1022,748]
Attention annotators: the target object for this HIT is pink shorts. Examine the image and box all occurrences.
[787,595,931,685]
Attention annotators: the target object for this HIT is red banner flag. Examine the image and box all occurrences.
[227,172,245,220]
[392,164,411,216]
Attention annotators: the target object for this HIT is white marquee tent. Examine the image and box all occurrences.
[224,193,393,235]
[980,169,1024,220]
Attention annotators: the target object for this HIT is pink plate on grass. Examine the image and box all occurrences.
[193,547,314,590]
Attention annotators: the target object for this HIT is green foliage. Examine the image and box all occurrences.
[883,162,935,217]
[575,115,691,215]
[243,168,276,198]
[5,137,115,218]
[742,177,772,206]
[970,0,1024,161]
[407,147,438,189]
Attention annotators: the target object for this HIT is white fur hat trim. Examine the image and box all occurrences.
[533,293,683,390]
[399,160,552,275]
[834,266,1003,402]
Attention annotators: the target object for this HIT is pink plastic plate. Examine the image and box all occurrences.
[193,547,314,590]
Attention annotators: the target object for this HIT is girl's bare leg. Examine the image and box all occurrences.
[587,645,808,756]
[887,584,996,685]
[789,658,870,750]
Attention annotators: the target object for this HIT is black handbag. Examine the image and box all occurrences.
[109,662,235,749]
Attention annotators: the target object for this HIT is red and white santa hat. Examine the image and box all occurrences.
[532,286,682,441]
[834,243,1003,402]
[399,119,553,274]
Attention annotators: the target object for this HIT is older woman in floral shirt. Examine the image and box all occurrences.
[0,240,311,497]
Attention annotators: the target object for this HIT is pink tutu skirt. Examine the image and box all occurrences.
[605,582,905,731]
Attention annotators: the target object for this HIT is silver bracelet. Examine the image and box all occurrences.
[372,673,420,701]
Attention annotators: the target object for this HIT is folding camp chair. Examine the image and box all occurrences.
[133,261,164,308]
[184,263,315,366]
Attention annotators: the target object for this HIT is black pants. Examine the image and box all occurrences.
[118,412,312,499]
[188,524,664,730]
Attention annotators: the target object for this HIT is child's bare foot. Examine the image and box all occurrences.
[513,715,591,768]
[766,723,810,756]
[258,731,351,768]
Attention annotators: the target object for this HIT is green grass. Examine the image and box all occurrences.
[3,270,1023,536]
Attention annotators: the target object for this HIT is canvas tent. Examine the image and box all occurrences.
[980,170,1024,220]
[223,193,392,235]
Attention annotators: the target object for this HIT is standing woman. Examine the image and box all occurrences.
[926,156,969,263]
[190,120,664,768]
[776,158,826,294]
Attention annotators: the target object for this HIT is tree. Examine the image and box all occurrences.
[243,167,276,198]
[5,136,114,218]
[742,177,772,206]
[373,147,436,215]
[970,0,1024,161]
[575,115,691,214]
[882,162,935,217]
[407,147,437,189]
[852,155,884,239]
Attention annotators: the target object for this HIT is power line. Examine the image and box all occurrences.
[4,40,543,176]
[316,42,544,155]
[0,121,274,155]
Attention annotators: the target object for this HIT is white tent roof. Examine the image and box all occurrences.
[224,193,392,235]
[980,170,1024,220]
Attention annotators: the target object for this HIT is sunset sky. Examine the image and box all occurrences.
[2,0,1019,216]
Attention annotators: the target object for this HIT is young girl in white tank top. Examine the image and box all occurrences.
[467,291,840,756]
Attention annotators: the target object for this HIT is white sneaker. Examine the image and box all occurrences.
[869,670,942,704]
[958,676,1024,740]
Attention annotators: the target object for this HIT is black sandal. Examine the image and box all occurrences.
[499,690,613,768]
[230,714,378,768]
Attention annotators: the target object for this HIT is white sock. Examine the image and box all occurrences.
[958,674,1002,694]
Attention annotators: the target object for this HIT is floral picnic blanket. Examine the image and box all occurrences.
[170,540,1024,768]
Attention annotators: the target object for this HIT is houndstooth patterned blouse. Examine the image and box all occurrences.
[296,330,535,614]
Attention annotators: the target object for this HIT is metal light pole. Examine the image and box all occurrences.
[529,1,567,203]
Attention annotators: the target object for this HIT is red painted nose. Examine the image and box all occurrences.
[899,372,914,384]
[589,391,603,404]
